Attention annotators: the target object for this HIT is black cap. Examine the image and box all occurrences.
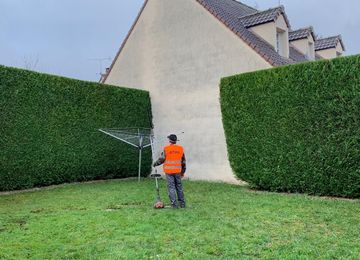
[167,134,177,142]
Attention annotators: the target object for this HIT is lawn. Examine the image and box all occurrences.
[0,179,359,259]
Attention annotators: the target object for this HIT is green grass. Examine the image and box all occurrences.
[0,179,359,259]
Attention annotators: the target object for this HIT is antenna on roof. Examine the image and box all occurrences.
[89,57,112,76]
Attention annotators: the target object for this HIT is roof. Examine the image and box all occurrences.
[315,35,345,51]
[196,0,294,66]
[239,6,291,28]
[289,27,315,41]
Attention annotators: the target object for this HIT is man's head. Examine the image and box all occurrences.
[167,134,177,144]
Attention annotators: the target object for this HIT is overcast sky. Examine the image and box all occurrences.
[1,0,359,82]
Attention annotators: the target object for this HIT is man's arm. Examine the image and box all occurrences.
[153,151,166,167]
[181,153,186,175]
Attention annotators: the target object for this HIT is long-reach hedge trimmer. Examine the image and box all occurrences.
[150,134,165,209]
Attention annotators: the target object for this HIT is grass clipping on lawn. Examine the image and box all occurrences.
[0,180,359,259]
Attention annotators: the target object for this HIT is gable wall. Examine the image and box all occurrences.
[316,48,334,59]
[105,0,271,183]
[250,22,276,49]
[291,38,308,54]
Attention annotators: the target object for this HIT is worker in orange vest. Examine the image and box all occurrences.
[153,134,186,208]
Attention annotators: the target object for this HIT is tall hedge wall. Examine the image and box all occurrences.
[221,55,360,198]
[0,66,152,191]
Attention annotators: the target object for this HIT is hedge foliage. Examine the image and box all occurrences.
[0,66,152,191]
[221,55,360,198]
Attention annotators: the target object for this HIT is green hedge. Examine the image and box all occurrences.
[220,55,360,198]
[0,66,152,191]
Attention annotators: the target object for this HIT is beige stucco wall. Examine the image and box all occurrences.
[316,42,344,59]
[291,35,315,60]
[105,0,271,183]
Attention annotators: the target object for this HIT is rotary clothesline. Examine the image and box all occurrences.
[98,128,154,182]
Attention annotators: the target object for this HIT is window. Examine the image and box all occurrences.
[307,42,315,60]
[276,31,281,53]
[276,28,286,57]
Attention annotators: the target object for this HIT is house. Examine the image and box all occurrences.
[101,0,345,183]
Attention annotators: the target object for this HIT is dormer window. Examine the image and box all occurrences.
[289,27,316,61]
[239,6,290,58]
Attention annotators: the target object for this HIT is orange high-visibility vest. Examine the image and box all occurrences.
[163,144,184,174]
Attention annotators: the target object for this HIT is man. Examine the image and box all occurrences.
[153,134,186,208]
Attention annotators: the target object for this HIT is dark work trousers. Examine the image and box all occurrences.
[166,173,186,208]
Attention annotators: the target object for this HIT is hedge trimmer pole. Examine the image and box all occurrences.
[137,130,144,182]
[150,133,164,209]
[155,170,160,197]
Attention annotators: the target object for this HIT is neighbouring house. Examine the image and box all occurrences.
[101,0,345,183]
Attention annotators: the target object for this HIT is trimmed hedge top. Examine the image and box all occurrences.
[0,66,152,191]
[220,55,360,198]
